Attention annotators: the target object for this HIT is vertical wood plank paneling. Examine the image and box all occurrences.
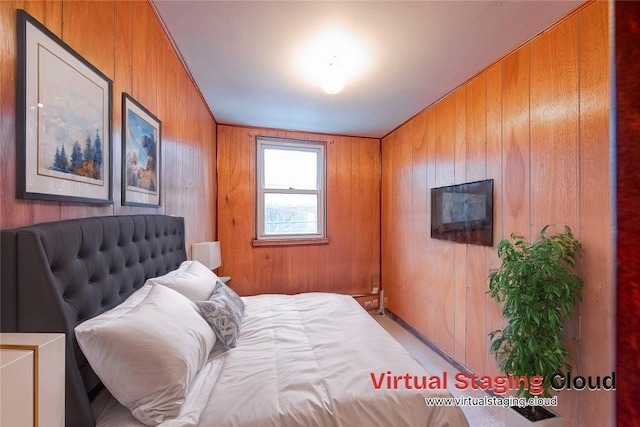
[501,46,531,239]
[424,108,437,340]
[408,116,427,329]
[333,135,354,289]
[411,111,428,338]
[224,127,255,290]
[59,0,115,220]
[368,137,381,290]
[382,131,397,312]
[530,18,581,425]
[182,72,215,244]
[19,1,63,34]
[61,1,114,80]
[218,126,250,288]
[397,122,414,323]
[530,15,580,233]
[155,18,179,218]
[485,63,504,379]
[1,0,216,251]
[465,73,488,375]
[454,88,467,184]
[0,3,614,425]
[453,87,467,362]
[392,127,404,313]
[381,130,396,310]
[177,72,193,221]
[181,81,201,244]
[578,2,613,426]
[131,1,158,113]
[354,135,380,290]
[203,105,217,243]
[381,132,396,308]
[112,0,133,215]
[466,75,487,182]
[217,125,379,297]
[381,4,612,426]
[433,97,456,356]
[141,2,166,219]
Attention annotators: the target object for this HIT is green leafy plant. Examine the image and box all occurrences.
[488,225,583,413]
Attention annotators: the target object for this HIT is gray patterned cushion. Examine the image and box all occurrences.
[196,280,245,348]
[213,280,245,320]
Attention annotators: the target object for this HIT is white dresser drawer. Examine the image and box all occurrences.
[1,348,34,426]
[0,333,65,427]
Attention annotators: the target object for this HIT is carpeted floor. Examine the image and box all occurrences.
[374,313,505,427]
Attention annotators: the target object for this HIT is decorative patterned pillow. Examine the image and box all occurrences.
[196,299,240,348]
[213,280,245,321]
[196,280,245,348]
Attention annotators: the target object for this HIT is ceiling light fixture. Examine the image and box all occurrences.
[295,26,369,94]
[320,56,345,95]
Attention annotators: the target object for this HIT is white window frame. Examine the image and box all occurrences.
[256,137,326,242]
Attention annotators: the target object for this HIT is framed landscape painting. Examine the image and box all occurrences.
[16,10,112,204]
[122,93,161,207]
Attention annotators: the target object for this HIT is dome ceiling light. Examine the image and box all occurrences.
[320,56,345,95]
[295,26,370,96]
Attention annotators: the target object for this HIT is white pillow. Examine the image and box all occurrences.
[75,284,216,426]
[87,260,193,324]
[145,260,218,301]
[176,260,194,270]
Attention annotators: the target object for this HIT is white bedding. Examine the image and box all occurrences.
[92,292,469,427]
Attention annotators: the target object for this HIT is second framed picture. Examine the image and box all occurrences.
[122,93,161,207]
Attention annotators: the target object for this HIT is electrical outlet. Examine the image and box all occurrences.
[371,276,380,291]
[364,300,372,308]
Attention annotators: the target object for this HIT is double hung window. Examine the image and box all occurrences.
[256,137,326,242]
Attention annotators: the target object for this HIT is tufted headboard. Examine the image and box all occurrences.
[0,215,187,427]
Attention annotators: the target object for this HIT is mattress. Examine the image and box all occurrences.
[92,292,469,427]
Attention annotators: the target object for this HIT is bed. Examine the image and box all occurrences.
[1,215,469,427]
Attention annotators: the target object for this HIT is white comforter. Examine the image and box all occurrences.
[93,293,469,427]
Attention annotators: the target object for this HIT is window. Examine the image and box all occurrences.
[256,137,326,243]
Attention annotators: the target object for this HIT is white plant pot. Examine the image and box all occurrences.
[504,406,563,427]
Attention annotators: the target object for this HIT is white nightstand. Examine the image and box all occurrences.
[0,333,65,427]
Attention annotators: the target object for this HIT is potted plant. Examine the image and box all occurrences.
[488,225,583,426]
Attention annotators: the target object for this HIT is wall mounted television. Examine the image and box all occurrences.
[430,179,494,247]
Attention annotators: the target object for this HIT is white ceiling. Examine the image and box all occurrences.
[152,0,583,139]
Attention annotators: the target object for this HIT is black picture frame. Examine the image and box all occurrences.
[16,9,113,204]
[430,179,494,247]
[121,93,161,207]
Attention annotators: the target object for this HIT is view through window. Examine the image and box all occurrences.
[256,137,326,240]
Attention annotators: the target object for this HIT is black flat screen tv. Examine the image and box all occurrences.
[430,179,493,247]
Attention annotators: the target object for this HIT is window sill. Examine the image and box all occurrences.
[252,238,329,247]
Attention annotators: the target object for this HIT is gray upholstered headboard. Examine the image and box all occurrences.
[0,215,187,427]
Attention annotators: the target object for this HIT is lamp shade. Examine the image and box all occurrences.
[192,241,222,270]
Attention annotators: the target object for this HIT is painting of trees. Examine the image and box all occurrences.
[50,128,104,180]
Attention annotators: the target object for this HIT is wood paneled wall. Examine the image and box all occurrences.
[217,125,380,297]
[0,1,217,252]
[381,2,613,426]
